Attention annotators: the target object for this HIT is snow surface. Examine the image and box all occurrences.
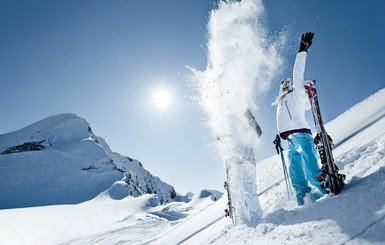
[1,88,384,244]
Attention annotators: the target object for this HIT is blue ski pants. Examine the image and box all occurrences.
[287,133,326,199]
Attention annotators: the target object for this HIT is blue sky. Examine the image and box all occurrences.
[1,0,384,194]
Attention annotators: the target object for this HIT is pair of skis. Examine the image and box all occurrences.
[304,80,345,194]
[223,109,261,223]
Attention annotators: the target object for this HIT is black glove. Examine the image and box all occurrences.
[298,32,314,52]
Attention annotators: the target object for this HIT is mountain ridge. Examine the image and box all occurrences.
[0,113,180,209]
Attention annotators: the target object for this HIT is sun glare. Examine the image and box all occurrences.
[153,90,172,110]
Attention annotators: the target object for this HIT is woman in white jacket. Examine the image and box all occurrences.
[274,32,325,206]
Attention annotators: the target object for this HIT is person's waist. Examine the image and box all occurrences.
[280,128,312,140]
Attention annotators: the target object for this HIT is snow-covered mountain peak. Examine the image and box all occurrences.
[0,113,86,149]
[0,113,179,209]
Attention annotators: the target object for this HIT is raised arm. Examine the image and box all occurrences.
[293,32,314,94]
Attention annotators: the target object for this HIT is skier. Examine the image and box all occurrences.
[273,32,326,206]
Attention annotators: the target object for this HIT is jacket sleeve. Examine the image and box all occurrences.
[292,51,310,109]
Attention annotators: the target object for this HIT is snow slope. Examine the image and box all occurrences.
[1,88,385,245]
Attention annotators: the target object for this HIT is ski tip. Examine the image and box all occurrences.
[304,80,315,86]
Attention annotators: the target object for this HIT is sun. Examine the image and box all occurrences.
[153,90,172,110]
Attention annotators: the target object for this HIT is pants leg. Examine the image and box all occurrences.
[297,134,326,195]
[287,138,312,201]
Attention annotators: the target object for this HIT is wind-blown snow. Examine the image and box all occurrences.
[190,0,284,143]
[1,87,384,245]
[189,0,285,225]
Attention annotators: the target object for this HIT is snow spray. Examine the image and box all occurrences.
[190,0,285,226]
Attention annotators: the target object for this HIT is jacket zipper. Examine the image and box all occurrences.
[285,101,292,120]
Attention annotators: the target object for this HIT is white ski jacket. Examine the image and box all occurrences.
[276,51,311,138]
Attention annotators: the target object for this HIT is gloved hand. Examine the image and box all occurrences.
[298,32,314,52]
